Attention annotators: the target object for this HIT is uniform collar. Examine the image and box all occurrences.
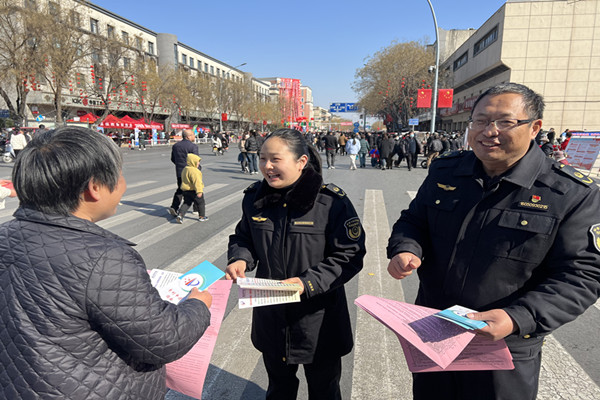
[253,168,323,211]
[454,141,547,189]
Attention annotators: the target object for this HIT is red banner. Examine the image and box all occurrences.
[438,89,454,108]
[417,89,432,108]
[221,113,228,122]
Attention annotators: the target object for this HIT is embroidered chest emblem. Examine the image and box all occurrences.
[437,183,456,191]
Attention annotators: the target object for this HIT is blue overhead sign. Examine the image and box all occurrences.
[329,103,345,113]
[409,118,419,126]
[329,102,359,113]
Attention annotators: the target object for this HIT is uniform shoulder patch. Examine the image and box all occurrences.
[591,223,600,253]
[322,183,346,197]
[244,181,260,193]
[434,150,466,161]
[553,164,594,186]
[344,217,362,241]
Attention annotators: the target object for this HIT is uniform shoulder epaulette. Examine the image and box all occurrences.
[433,150,466,161]
[553,163,595,186]
[321,183,346,197]
[244,181,260,193]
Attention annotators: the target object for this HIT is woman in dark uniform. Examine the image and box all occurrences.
[226,128,366,400]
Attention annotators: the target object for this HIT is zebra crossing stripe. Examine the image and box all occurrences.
[351,189,412,400]
[132,190,244,252]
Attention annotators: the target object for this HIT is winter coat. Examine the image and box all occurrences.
[228,168,366,364]
[345,138,361,155]
[0,207,211,399]
[359,138,370,154]
[180,153,204,194]
[378,137,395,158]
[171,138,200,177]
[245,135,261,153]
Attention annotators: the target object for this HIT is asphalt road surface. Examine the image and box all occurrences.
[1,142,598,400]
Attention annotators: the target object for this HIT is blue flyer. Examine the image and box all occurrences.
[178,260,225,292]
[433,305,488,330]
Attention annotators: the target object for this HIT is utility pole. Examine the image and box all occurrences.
[426,0,440,135]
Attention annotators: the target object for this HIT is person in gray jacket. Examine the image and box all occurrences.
[0,127,212,400]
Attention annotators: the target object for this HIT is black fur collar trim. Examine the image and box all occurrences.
[253,168,323,212]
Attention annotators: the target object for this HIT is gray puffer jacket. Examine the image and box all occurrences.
[0,207,211,399]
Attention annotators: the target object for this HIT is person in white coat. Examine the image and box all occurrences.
[345,134,361,170]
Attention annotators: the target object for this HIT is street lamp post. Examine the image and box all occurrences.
[218,62,247,133]
[426,0,440,135]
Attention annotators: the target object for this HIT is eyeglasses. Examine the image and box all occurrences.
[468,118,533,132]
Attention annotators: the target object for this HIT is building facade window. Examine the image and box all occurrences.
[107,25,114,39]
[123,57,130,69]
[453,51,468,71]
[205,63,208,73]
[121,31,129,45]
[135,37,142,51]
[210,66,214,75]
[148,41,154,54]
[70,11,80,27]
[182,54,187,65]
[216,68,220,77]
[173,44,178,65]
[190,57,194,68]
[90,18,99,34]
[48,1,59,16]
[24,0,36,10]
[473,26,498,57]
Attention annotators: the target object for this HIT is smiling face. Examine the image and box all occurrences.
[259,137,308,189]
[467,92,542,177]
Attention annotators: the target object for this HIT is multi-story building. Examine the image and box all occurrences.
[437,0,600,133]
[312,106,332,131]
[300,86,314,129]
[0,0,280,129]
[259,77,303,125]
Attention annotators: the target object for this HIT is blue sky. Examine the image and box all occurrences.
[91,0,506,110]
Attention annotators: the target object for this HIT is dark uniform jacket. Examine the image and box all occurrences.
[387,143,600,353]
[228,168,366,364]
[323,134,338,151]
[0,208,211,399]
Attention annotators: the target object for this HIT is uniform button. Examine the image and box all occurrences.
[282,357,286,362]
[435,200,441,205]
[523,334,531,339]
[521,220,528,226]
[283,203,287,208]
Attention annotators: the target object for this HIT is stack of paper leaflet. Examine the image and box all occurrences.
[236,277,303,309]
[149,261,231,399]
[354,295,514,373]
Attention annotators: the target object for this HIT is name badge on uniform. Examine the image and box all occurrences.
[293,221,314,226]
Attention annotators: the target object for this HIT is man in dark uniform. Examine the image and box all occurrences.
[387,83,600,400]
[168,129,199,216]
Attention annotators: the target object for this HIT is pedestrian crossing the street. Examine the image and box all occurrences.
[1,180,598,399]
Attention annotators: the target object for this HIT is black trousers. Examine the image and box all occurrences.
[170,176,184,211]
[405,152,414,170]
[179,191,205,218]
[263,353,342,400]
[413,344,542,400]
[326,149,336,167]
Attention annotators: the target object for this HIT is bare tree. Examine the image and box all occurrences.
[33,1,92,124]
[353,40,435,130]
[0,3,43,125]
[130,59,176,127]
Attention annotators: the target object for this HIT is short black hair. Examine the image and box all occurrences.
[13,126,122,215]
[472,82,545,120]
